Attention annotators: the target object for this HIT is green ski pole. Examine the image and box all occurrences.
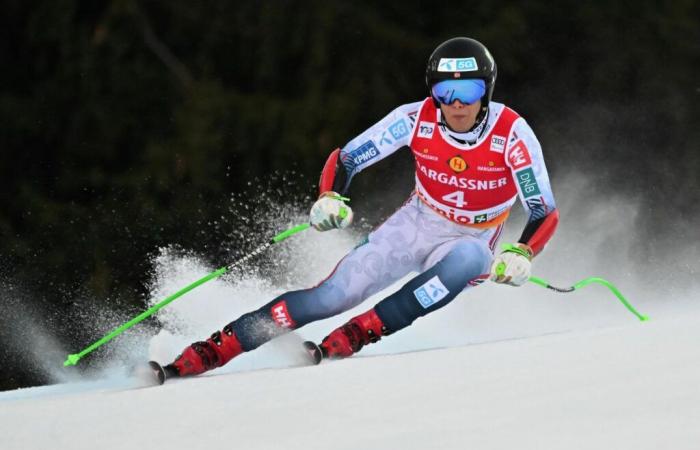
[526,275,649,322]
[63,222,311,367]
[494,246,648,322]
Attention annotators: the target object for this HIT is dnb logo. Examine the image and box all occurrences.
[270,300,296,328]
[516,168,541,198]
[508,140,532,169]
[413,275,450,309]
[417,121,435,138]
[448,155,468,173]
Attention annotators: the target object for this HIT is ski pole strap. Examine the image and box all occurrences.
[331,194,350,202]
[501,242,532,259]
[322,193,351,220]
[527,275,649,322]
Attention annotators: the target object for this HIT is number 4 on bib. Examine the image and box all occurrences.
[442,191,466,207]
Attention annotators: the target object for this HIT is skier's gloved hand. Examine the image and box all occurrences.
[490,243,533,286]
[309,192,353,231]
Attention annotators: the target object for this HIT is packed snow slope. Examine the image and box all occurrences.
[2,309,699,450]
[2,182,699,449]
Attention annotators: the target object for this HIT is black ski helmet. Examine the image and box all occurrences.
[425,37,497,110]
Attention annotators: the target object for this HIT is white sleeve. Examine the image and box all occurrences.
[504,118,557,222]
[337,101,423,191]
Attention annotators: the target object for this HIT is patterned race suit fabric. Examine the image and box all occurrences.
[227,99,558,350]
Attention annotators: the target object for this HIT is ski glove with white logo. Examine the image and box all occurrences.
[490,243,533,286]
[309,192,353,231]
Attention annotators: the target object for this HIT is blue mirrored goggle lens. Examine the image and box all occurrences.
[431,79,486,105]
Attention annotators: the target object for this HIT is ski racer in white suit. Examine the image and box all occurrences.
[162,37,559,377]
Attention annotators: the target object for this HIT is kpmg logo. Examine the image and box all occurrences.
[413,275,449,309]
[516,168,541,198]
[417,121,435,138]
[437,57,478,72]
[347,140,380,166]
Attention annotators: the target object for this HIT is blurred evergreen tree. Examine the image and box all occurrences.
[0,0,697,390]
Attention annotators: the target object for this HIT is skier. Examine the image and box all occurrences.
[159,37,559,378]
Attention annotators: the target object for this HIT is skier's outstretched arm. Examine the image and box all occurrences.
[310,101,423,231]
[491,118,559,285]
[318,101,423,195]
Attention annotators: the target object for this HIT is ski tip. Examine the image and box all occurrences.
[303,341,323,365]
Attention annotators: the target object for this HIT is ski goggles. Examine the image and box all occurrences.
[431,79,486,105]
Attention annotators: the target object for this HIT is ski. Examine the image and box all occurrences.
[303,341,324,365]
[148,361,168,385]
[132,361,178,386]
[135,342,322,388]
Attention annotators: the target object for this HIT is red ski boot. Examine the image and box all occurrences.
[320,309,388,358]
[166,324,243,377]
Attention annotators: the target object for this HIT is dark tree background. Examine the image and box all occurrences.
[1,0,698,390]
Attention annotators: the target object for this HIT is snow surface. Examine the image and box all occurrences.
[2,184,699,449]
[2,311,700,450]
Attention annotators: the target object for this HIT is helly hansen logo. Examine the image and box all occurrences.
[508,140,532,169]
[271,301,296,328]
[413,275,449,309]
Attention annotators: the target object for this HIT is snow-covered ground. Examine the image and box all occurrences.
[2,309,699,450]
[2,182,699,449]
